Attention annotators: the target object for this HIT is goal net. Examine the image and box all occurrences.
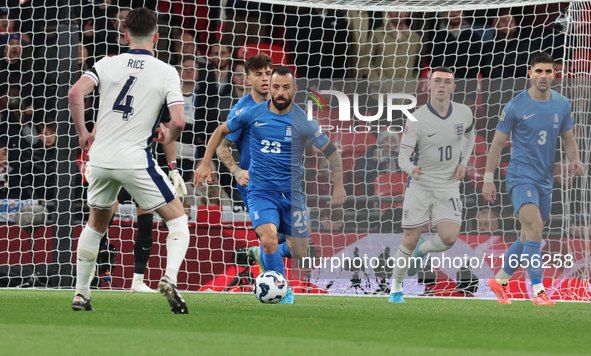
[0,0,589,301]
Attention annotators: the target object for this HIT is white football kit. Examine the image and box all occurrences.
[398,101,475,228]
[83,49,184,210]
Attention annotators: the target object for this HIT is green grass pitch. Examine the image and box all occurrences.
[1,290,590,356]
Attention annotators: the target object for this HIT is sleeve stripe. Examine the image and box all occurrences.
[167,100,184,107]
[83,72,99,86]
[400,143,414,149]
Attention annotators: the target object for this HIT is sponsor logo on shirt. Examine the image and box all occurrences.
[255,121,268,127]
[523,113,535,120]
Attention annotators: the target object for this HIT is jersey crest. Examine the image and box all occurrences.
[454,123,464,137]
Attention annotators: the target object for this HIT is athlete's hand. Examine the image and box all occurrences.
[169,169,187,197]
[411,166,424,181]
[153,123,172,145]
[482,182,497,203]
[331,184,347,205]
[454,164,466,180]
[570,161,585,177]
[233,168,250,187]
[194,162,213,188]
[78,131,94,150]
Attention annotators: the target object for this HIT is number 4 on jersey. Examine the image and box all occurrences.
[113,76,137,120]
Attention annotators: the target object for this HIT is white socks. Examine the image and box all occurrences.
[391,245,413,293]
[533,283,545,296]
[418,234,452,255]
[164,214,190,285]
[495,269,512,286]
[75,224,104,299]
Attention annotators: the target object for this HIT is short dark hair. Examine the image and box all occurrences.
[429,66,454,79]
[125,7,157,38]
[271,66,295,87]
[529,52,554,68]
[245,53,273,75]
[271,66,294,78]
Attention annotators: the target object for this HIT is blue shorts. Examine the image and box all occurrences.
[507,182,551,221]
[247,190,308,238]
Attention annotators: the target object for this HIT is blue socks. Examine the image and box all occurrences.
[278,242,292,258]
[262,250,286,279]
[523,240,543,285]
[502,238,524,276]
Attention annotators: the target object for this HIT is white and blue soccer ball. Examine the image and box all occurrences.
[253,271,287,304]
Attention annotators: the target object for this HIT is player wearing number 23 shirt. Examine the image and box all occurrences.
[194,68,346,305]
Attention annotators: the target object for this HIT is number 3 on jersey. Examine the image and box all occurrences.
[538,130,547,145]
[113,76,137,120]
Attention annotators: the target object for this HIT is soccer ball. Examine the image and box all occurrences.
[253,271,287,304]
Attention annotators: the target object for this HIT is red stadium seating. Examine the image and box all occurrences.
[236,43,295,74]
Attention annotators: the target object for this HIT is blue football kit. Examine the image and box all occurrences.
[226,100,329,238]
[496,88,573,289]
[496,89,573,220]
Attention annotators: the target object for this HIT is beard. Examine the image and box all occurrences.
[272,95,292,111]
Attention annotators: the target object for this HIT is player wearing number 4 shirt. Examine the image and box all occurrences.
[195,67,346,304]
[388,67,476,304]
[483,52,584,305]
[69,8,190,314]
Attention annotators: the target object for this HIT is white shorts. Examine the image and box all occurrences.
[401,187,462,229]
[87,165,177,211]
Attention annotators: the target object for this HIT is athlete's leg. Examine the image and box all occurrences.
[76,207,115,300]
[418,221,460,254]
[256,223,286,279]
[131,206,156,292]
[156,198,189,285]
[133,207,154,276]
[75,167,120,306]
[284,234,306,260]
[518,203,547,296]
[390,226,423,295]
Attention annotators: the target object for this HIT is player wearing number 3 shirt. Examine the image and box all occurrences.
[483,52,584,305]
[388,67,476,303]
[194,67,346,304]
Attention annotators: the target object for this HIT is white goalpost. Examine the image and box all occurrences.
[0,0,588,301]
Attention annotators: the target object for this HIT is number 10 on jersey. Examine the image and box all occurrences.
[113,76,137,120]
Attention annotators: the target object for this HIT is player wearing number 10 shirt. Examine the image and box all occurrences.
[195,67,346,304]
[388,67,476,303]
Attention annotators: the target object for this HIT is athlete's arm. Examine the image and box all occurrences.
[561,129,585,176]
[319,141,346,205]
[482,129,509,203]
[217,138,249,187]
[68,76,96,150]
[456,126,476,180]
[398,124,423,180]
[194,122,232,187]
[154,104,185,145]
